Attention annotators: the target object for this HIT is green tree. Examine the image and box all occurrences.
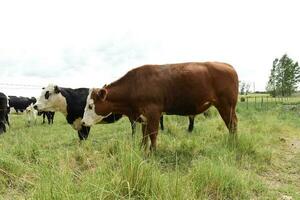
[266,54,300,97]
[266,59,278,97]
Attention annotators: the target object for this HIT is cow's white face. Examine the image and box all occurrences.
[81,88,111,127]
[34,84,67,115]
[25,103,37,123]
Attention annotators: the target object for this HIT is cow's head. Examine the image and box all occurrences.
[30,97,37,104]
[81,88,112,126]
[34,84,67,114]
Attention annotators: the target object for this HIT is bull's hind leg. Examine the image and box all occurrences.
[141,124,149,150]
[140,111,161,151]
[146,114,160,151]
[215,104,238,141]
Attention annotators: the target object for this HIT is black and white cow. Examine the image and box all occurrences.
[38,111,55,124]
[8,96,37,113]
[0,92,9,134]
[33,85,127,140]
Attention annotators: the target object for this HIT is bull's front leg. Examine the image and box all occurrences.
[141,124,148,150]
[144,111,161,151]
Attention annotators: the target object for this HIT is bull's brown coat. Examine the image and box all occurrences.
[90,62,238,150]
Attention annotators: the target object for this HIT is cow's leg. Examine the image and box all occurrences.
[0,122,6,134]
[5,114,9,126]
[78,126,90,140]
[129,118,136,137]
[159,115,164,131]
[51,112,55,124]
[188,115,195,132]
[47,113,51,124]
[215,104,238,141]
[42,113,46,124]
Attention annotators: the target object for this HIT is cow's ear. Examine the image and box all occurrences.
[54,86,60,94]
[97,88,107,101]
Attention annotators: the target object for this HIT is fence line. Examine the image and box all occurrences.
[241,96,298,110]
[0,83,43,88]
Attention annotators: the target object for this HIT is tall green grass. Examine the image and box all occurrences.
[1,104,300,199]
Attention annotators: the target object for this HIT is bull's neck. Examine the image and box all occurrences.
[105,84,131,116]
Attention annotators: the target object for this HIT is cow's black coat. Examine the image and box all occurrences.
[0,92,9,134]
[58,87,124,140]
[8,96,36,113]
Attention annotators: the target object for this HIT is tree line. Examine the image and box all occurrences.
[266,54,299,97]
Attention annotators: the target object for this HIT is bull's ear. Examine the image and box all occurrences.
[97,88,107,101]
[54,85,60,94]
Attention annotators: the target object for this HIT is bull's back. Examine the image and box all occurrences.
[127,62,238,113]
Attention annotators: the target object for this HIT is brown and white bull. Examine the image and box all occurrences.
[82,62,239,150]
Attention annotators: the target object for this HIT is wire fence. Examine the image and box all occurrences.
[0,83,42,87]
[2,82,300,111]
[240,96,300,110]
[0,83,43,90]
[0,83,44,98]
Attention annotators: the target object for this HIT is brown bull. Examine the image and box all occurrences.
[82,62,239,150]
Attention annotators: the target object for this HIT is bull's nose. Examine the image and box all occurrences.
[81,121,86,126]
[33,105,38,110]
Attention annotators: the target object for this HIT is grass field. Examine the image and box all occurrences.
[1,103,300,199]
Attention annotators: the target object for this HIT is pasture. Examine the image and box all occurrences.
[0,102,300,199]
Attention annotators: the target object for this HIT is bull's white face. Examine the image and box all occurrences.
[34,84,67,115]
[81,89,111,127]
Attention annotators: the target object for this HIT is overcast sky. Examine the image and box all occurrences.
[0,0,299,97]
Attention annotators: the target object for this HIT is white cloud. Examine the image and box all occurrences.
[0,0,299,97]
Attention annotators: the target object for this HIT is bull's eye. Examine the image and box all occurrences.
[88,104,92,110]
[45,91,50,99]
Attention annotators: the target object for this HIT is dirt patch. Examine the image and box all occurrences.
[290,139,300,151]
[259,137,300,198]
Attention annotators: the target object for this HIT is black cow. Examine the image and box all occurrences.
[159,111,210,133]
[0,92,9,134]
[8,96,37,113]
[38,111,55,124]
